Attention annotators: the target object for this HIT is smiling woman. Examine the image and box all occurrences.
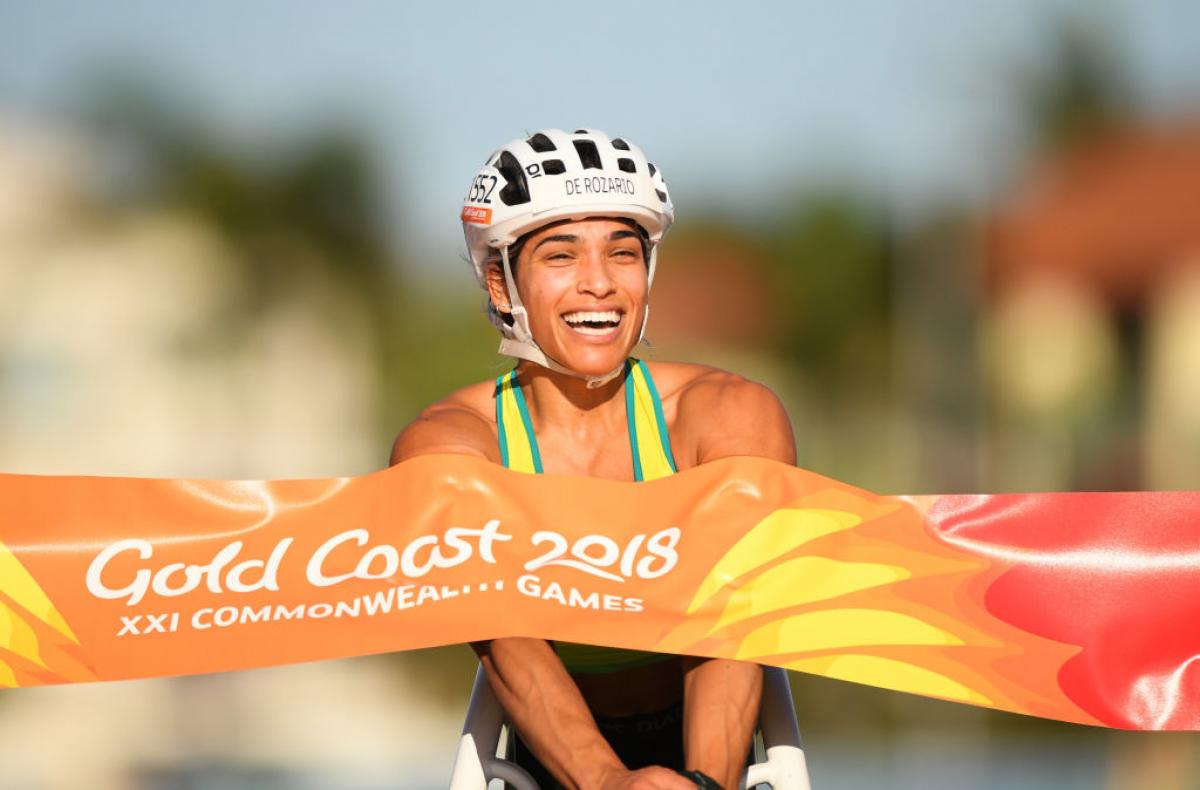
[391,128,796,789]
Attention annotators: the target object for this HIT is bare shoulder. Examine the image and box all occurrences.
[643,360,796,466]
[389,379,500,466]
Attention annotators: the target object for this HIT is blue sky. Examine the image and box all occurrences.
[3,0,1198,265]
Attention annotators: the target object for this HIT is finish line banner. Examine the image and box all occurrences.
[1,454,1197,731]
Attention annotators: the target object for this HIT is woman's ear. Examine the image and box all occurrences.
[482,256,511,309]
[484,260,512,313]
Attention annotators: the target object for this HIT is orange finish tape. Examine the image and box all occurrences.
[1,455,1197,730]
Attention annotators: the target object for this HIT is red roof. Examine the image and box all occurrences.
[988,123,1200,305]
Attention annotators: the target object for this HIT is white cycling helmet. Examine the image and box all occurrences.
[461,128,674,387]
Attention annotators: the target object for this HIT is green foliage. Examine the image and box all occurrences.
[1025,16,1132,151]
[72,75,417,434]
[762,193,895,399]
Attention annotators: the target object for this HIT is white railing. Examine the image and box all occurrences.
[448,665,812,789]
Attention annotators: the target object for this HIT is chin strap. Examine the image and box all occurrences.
[496,337,625,389]
[495,244,658,389]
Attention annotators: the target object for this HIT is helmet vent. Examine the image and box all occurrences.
[573,129,590,134]
[611,138,630,151]
[656,189,668,203]
[542,159,566,175]
[527,133,556,153]
[617,157,636,174]
[573,139,602,170]
[648,162,657,177]
[496,150,531,206]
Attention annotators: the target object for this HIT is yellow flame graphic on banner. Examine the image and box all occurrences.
[666,506,995,706]
[0,539,80,687]
[787,654,989,705]
[735,608,963,658]
[711,556,911,631]
[689,508,863,613]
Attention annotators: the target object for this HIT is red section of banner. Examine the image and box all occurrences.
[928,493,1200,729]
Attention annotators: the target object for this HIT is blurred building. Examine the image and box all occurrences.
[0,120,382,480]
[987,121,1200,491]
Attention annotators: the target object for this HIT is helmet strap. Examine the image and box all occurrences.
[636,243,659,346]
[499,245,532,343]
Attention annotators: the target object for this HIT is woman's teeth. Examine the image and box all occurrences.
[562,310,622,335]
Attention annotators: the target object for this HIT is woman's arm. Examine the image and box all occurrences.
[681,655,763,789]
[680,372,797,467]
[471,637,627,787]
[390,404,692,789]
[675,372,797,787]
[389,402,497,465]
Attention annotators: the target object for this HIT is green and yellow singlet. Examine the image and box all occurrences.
[494,358,677,674]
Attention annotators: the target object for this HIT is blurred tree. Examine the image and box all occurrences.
[1024,15,1132,152]
[71,72,417,434]
[762,192,893,396]
[894,210,987,494]
[759,192,899,487]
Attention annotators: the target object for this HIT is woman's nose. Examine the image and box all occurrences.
[577,252,616,296]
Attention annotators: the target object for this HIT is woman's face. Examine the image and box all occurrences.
[488,217,649,378]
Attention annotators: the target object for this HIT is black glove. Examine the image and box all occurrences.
[675,769,723,789]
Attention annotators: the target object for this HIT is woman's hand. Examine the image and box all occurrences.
[596,765,700,790]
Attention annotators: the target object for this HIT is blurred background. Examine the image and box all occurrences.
[1,1,1198,787]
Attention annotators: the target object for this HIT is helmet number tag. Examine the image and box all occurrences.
[467,175,498,204]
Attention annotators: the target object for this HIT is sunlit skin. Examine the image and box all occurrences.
[391,217,797,789]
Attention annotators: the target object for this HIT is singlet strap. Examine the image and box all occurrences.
[626,359,678,482]
[494,370,543,474]
[496,361,677,481]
